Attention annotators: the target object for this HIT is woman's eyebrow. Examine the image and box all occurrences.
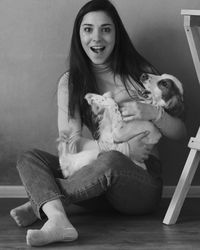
[82,23,112,26]
[82,24,93,26]
[101,24,112,26]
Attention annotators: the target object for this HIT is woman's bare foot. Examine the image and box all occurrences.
[10,201,38,227]
[26,214,78,246]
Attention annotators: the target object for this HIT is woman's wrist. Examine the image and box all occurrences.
[151,105,164,123]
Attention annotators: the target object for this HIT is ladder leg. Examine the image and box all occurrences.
[163,148,200,225]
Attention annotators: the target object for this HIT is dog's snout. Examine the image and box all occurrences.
[140,73,149,82]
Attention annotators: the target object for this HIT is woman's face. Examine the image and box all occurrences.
[79,11,116,65]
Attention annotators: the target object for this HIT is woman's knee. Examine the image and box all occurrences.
[17,149,60,178]
[16,148,40,170]
[97,150,133,173]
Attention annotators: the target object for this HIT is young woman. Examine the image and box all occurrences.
[10,0,186,246]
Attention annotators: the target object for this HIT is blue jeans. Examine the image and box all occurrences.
[17,149,163,219]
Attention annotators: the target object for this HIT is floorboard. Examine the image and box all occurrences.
[1,198,200,249]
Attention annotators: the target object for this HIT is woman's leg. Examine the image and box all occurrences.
[12,149,162,246]
[58,150,162,215]
[16,149,162,217]
[11,149,78,246]
[10,149,62,227]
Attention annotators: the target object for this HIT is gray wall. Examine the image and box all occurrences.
[1,0,200,185]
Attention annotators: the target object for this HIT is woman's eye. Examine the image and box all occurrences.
[102,27,111,33]
[84,27,92,33]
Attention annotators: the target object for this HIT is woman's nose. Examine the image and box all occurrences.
[92,29,101,42]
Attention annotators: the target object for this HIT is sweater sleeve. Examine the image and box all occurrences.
[153,109,187,140]
[57,72,82,153]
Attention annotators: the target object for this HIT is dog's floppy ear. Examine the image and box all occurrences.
[165,94,184,118]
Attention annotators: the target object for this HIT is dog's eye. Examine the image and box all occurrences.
[159,80,170,88]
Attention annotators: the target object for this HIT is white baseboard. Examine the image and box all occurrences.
[162,186,200,198]
[0,185,200,198]
[0,186,27,198]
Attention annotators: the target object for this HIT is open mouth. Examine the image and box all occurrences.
[138,89,151,99]
[90,46,105,54]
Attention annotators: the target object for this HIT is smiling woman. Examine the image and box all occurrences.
[79,11,116,65]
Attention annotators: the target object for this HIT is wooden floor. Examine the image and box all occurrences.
[1,198,200,249]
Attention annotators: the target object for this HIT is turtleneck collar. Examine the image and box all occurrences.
[91,63,112,74]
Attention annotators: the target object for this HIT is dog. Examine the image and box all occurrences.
[139,73,184,117]
[58,73,184,178]
[58,92,128,177]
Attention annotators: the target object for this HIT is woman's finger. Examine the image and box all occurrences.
[135,130,150,140]
[125,130,150,142]
[122,115,136,121]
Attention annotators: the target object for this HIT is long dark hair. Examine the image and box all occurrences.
[68,0,159,136]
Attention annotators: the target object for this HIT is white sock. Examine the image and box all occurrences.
[10,202,37,227]
[26,218,78,246]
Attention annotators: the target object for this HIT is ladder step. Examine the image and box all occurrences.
[188,137,200,150]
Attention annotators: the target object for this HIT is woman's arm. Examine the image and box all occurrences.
[119,101,187,141]
[153,110,187,140]
[57,73,82,153]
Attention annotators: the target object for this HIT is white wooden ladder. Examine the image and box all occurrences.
[163,9,200,225]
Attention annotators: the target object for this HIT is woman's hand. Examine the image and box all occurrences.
[119,101,159,122]
[128,131,153,162]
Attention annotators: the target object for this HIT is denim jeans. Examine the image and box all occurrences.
[17,149,163,219]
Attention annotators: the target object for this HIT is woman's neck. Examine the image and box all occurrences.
[92,63,111,74]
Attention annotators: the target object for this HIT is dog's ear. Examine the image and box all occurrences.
[165,95,184,118]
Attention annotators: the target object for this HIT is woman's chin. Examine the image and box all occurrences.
[91,59,107,65]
